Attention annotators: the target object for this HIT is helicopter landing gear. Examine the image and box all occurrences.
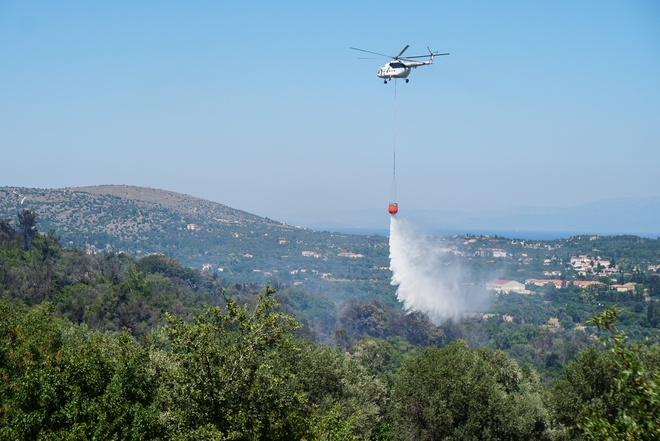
[405,78,409,83]
[384,79,388,84]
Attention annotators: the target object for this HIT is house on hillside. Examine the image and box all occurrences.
[486,279,529,294]
[525,279,563,289]
[595,259,611,268]
[573,280,603,289]
[338,252,364,258]
[492,248,507,258]
[610,282,636,292]
[543,270,562,276]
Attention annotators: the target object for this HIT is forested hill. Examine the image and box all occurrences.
[0,185,280,238]
[71,185,277,224]
[0,186,391,287]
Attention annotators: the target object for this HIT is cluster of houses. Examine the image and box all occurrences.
[487,278,639,294]
[509,240,562,251]
[473,248,507,258]
[570,255,616,277]
[301,250,364,259]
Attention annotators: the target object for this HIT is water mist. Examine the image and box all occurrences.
[389,216,489,324]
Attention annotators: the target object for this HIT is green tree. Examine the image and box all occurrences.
[339,301,389,338]
[17,209,37,251]
[392,341,551,441]
[396,310,445,347]
[0,301,163,440]
[0,218,16,244]
[291,343,388,440]
[158,284,304,440]
[579,306,660,440]
[20,230,63,304]
[549,346,619,439]
[137,254,205,291]
[648,301,660,328]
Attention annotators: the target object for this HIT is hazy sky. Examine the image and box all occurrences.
[1,1,659,220]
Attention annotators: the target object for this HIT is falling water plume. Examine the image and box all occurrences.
[389,216,489,324]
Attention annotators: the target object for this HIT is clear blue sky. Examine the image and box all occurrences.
[1,1,658,220]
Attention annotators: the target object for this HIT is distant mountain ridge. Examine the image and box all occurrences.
[70,185,267,222]
[0,185,286,249]
[3,185,265,238]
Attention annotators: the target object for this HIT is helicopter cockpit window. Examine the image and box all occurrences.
[391,63,405,69]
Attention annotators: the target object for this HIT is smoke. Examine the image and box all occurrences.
[389,216,489,324]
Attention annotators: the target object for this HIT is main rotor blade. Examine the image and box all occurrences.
[395,45,410,59]
[401,53,450,59]
[350,47,392,58]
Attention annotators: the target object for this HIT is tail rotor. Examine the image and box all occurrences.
[425,47,449,65]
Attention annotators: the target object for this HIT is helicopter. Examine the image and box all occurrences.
[350,45,449,84]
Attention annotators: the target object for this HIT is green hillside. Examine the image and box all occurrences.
[2,199,660,439]
[1,229,658,439]
[0,186,393,301]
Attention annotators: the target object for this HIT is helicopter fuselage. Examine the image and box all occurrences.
[378,62,411,80]
[377,60,432,81]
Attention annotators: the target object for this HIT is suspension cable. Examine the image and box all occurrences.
[390,79,398,205]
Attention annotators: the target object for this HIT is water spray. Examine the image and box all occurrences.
[389,218,489,324]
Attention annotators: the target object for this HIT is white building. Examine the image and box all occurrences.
[486,279,529,294]
[338,252,364,258]
[492,248,507,258]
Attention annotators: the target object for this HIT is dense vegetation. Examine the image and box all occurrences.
[0,186,395,291]
[1,212,659,439]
